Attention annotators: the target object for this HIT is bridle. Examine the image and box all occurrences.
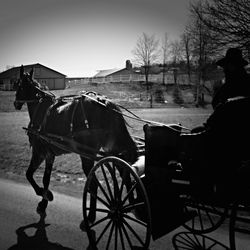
[15,77,55,104]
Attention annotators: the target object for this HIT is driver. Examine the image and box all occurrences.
[212,48,250,109]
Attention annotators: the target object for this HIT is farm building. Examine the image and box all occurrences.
[90,60,204,85]
[0,63,66,90]
[91,60,139,83]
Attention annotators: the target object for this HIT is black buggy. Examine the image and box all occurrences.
[82,96,250,250]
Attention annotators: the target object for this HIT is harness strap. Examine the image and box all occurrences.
[80,96,89,129]
[39,100,59,132]
[69,96,89,136]
[70,99,79,135]
[29,98,43,129]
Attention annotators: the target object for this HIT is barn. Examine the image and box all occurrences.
[0,63,66,90]
[91,60,143,83]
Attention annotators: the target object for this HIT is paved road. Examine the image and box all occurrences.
[1,178,248,250]
[0,178,86,250]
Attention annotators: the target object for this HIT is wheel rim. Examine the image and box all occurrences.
[172,232,229,250]
[229,201,250,250]
[182,196,228,234]
[83,156,151,250]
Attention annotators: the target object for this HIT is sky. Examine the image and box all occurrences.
[0,0,191,77]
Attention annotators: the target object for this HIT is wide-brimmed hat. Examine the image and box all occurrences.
[216,48,248,67]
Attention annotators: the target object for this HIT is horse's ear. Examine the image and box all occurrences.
[29,68,34,79]
[20,65,24,78]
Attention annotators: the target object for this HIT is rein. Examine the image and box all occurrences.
[80,92,191,133]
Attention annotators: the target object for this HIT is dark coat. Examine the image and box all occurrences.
[212,69,250,109]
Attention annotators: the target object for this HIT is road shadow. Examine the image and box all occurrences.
[172,231,229,249]
[8,213,75,250]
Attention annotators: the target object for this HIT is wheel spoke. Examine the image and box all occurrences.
[122,217,145,246]
[101,165,114,202]
[122,182,137,205]
[197,207,204,231]
[175,238,195,248]
[185,233,201,247]
[118,170,127,201]
[105,221,115,249]
[88,188,110,209]
[207,241,217,249]
[120,221,134,249]
[115,222,118,250]
[106,162,120,202]
[118,224,126,250]
[177,234,196,248]
[123,213,147,227]
[205,207,215,228]
[89,215,110,229]
[122,202,145,213]
[93,173,112,205]
[95,218,113,245]
[85,207,110,214]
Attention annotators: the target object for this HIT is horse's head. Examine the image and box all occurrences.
[14,65,42,110]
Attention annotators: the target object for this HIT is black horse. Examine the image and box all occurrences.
[14,65,138,225]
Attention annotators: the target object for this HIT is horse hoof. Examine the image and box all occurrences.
[36,200,48,215]
[80,220,94,232]
[42,189,54,202]
[79,220,87,232]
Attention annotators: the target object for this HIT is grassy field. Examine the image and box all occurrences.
[0,85,212,196]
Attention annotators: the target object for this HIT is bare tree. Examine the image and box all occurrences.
[181,31,192,84]
[169,39,184,104]
[170,40,183,66]
[161,32,170,85]
[187,1,217,106]
[132,33,159,90]
[191,0,250,60]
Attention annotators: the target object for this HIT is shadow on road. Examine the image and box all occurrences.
[172,231,229,250]
[8,213,75,250]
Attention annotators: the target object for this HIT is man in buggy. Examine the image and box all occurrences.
[212,47,250,109]
[182,48,250,200]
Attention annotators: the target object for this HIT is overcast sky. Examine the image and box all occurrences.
[0,0,192,77]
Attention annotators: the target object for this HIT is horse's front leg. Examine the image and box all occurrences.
[37,154,55,214]
[42,154,55,201]
[26,151,48,214]
[26,151,45,197]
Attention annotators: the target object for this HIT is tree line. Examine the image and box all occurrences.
[132,0,250,106]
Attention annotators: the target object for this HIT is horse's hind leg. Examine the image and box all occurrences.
[80,157,96,231]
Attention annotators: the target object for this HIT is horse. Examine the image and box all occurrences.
[14,65,138,225]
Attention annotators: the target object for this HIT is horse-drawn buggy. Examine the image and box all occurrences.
[14,66,250,249]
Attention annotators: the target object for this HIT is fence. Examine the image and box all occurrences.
[89,72,198,85]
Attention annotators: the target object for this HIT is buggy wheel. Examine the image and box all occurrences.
[172,232,229,250]
[82,156,151,250]
[229,201,250,250]
[182,196,228,234]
